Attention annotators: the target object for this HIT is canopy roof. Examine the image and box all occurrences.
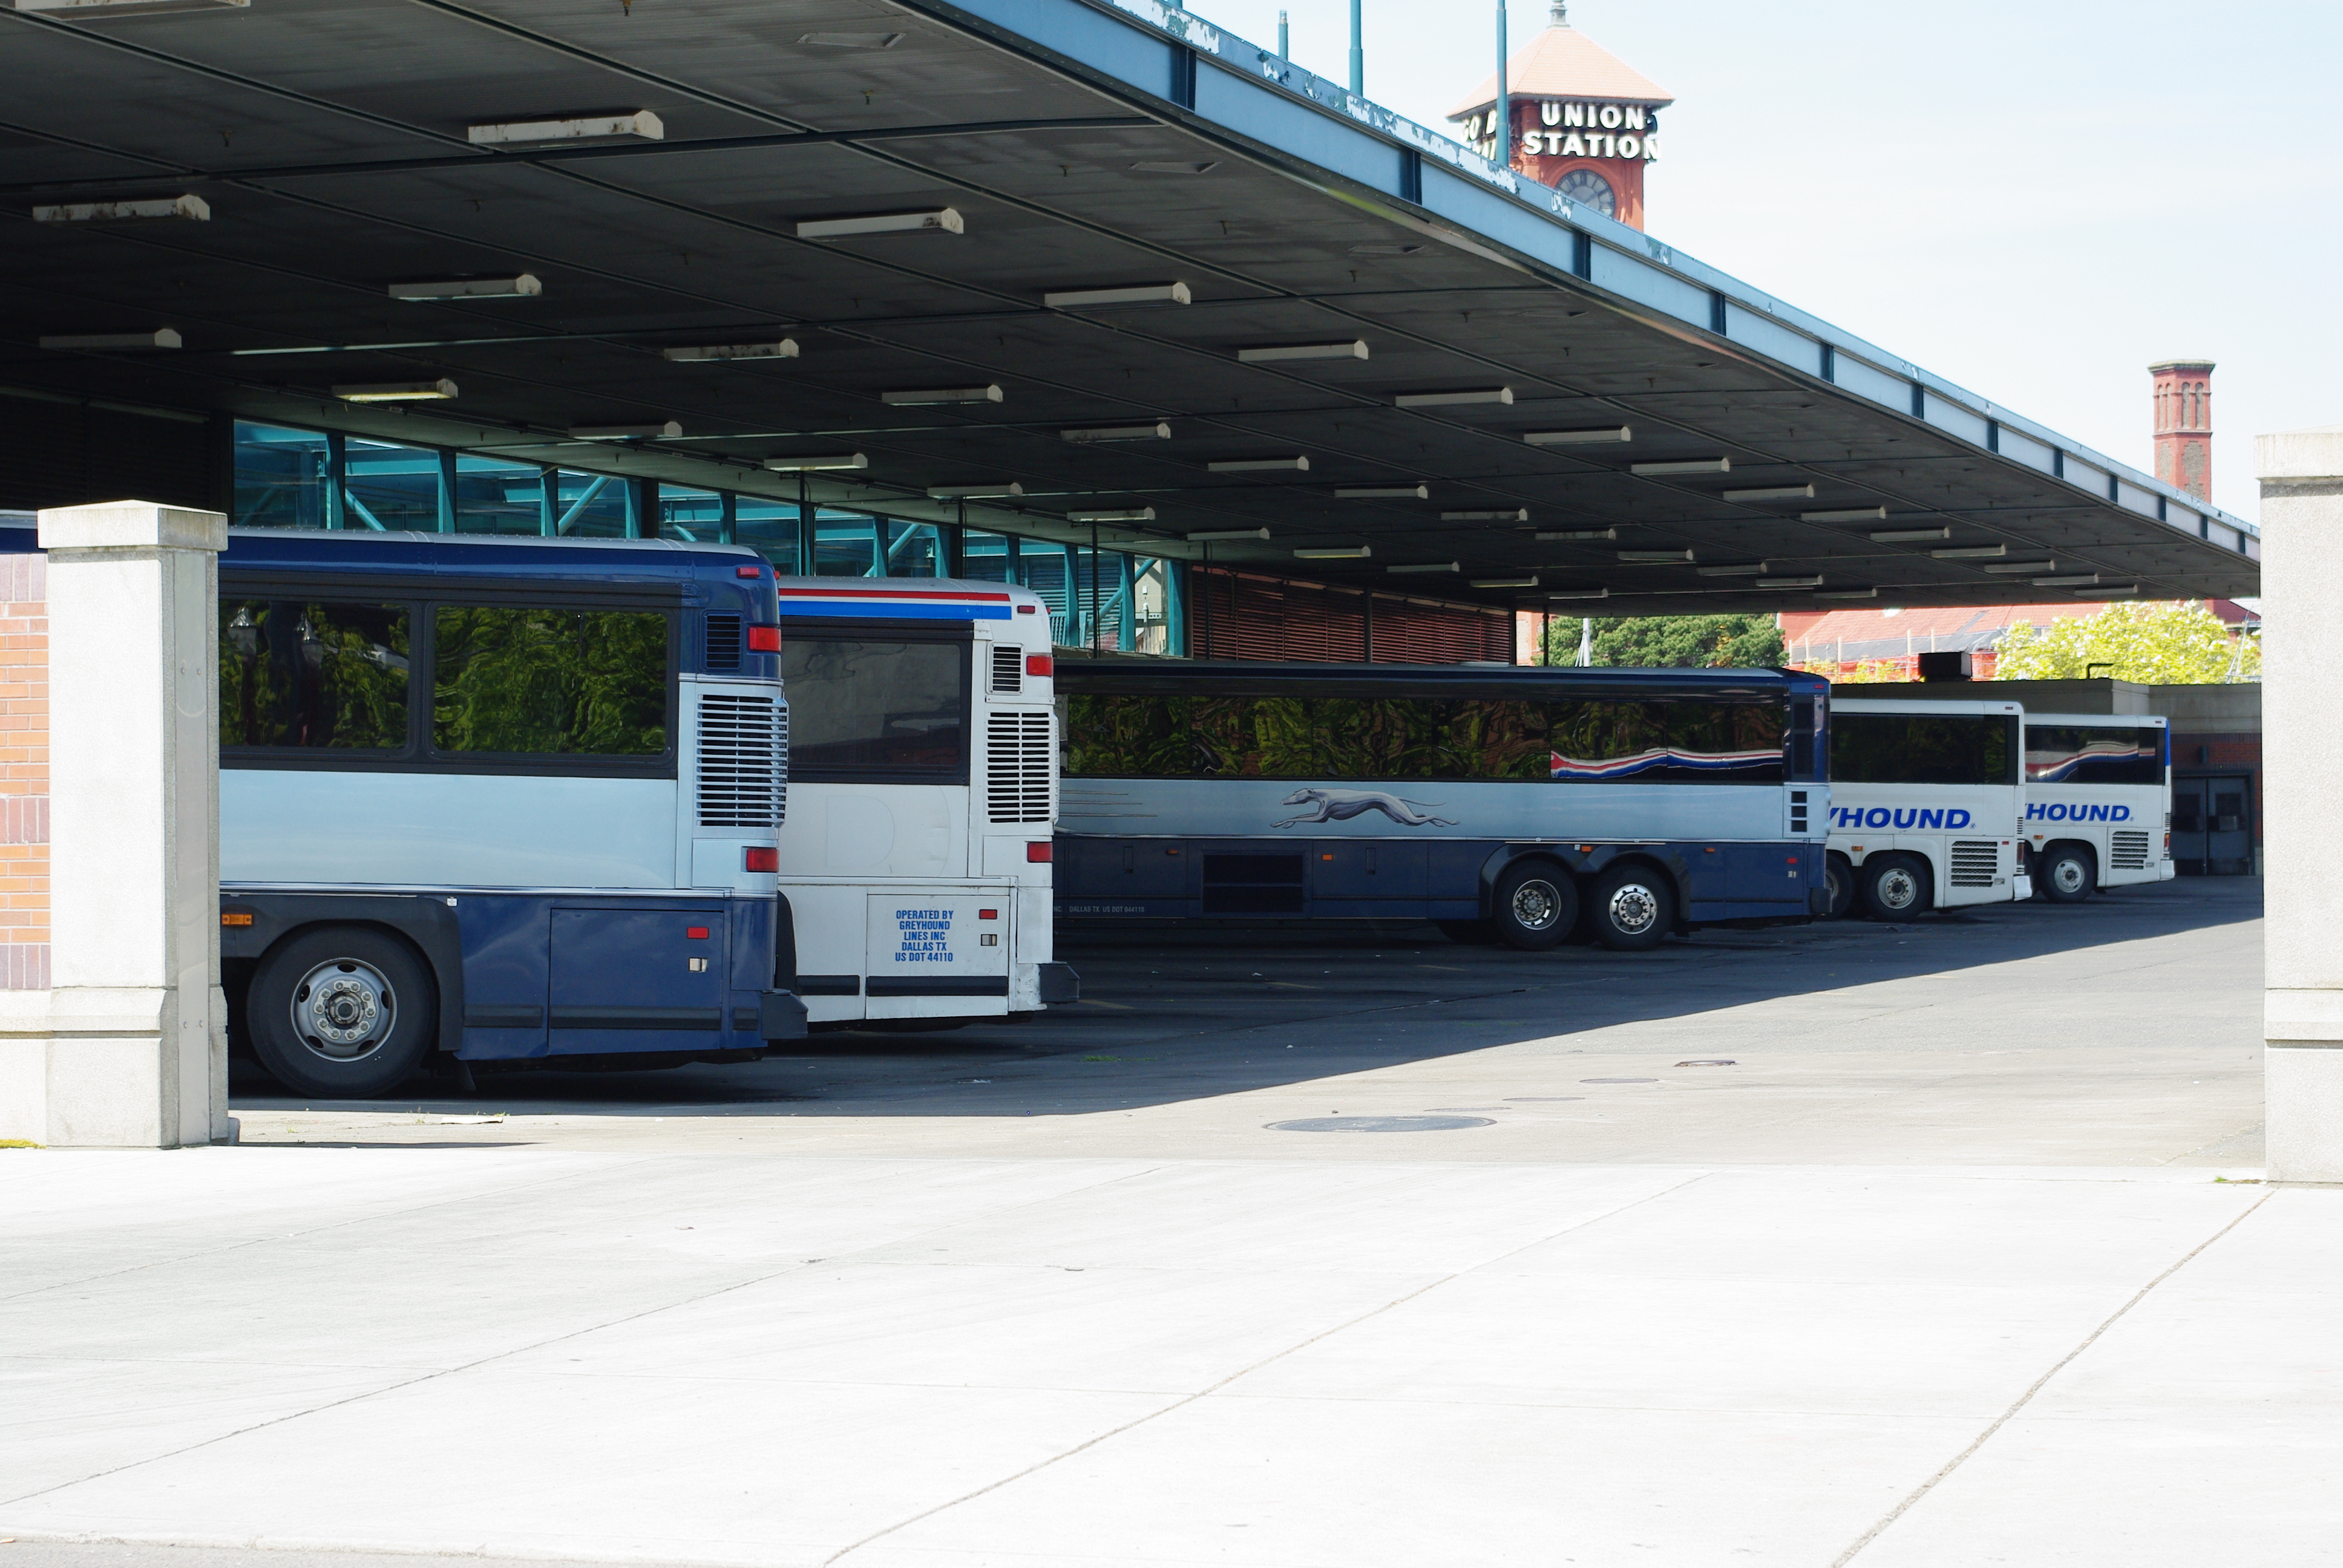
[0,0,2256,618]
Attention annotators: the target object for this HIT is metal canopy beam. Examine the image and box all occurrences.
[0,0,2256,617]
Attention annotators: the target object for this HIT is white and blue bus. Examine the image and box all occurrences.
[1821,697,2030,918]
[2022,712,2174,901]
[1054,662,1831,950]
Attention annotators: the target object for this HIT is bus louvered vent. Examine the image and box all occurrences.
[989,645,1023,695]
[1950,840,1998,887]
[698,694,787,828]
[704,615,744,673]
[2110,830,2151,871]
[986,711,1054,825]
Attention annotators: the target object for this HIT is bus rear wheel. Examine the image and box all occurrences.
[2037,843,2096,903]
[1821,853,1856,920]
[1492,861,1578,951]
[1589,864,1673,952]
[1858,854,1932,920]
[247,926,437,1099]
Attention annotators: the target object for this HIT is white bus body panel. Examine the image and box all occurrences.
[2022,711,2175,889]
[1828,697,2030,909]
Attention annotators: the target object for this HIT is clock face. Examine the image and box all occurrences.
[1558,169,1615,215]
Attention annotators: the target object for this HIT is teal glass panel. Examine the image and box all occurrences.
[342,437,442,532]
[232,422,332,529]
[813,511,878,576]
[883,520,942,577]
[657,484,724,543]
[734,497,802,569]
[959,530,1011,583]
[552,470,628,538]
[454,454,547,534]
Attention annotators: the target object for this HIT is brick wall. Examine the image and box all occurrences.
[0,553,47,987]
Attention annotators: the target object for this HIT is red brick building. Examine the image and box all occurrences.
[2152,359,2215,501]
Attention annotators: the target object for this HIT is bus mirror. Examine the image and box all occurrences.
[748,626,782,652]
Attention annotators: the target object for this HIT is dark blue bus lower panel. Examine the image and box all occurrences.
[221,887,804,1060]
[1054,836,1821,926]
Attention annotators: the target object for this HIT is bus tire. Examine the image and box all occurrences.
[1589,864,1673,952]
[1858,854,1932,920]
[2037,843,2096,903]
[1492,861,1578,951]
[247,926,437,1100]
[1822,853,1856,920]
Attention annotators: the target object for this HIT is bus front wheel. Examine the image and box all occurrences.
[1858,854,1932,920]
[1492,862,1578,951]
[247,926,438,1099]
[2037,843,2096,903]
[1589,865,1673,952]
[1822,854,1856,920]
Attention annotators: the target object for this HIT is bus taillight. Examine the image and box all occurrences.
[1027,653,1052,678]
[743,846,779,872]
[747,626,781,652]
[1026,841,1052,863]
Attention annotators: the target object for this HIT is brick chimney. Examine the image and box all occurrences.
[2151,359,2214,501]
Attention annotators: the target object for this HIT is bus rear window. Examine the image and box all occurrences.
[1832,713,2017,786]
[221,599,410,752]
[782,636,968,779]
[2025,726,2165,786]
[431,606,668,756]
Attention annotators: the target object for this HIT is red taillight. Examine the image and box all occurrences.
[686,926,709,939]
[735,566,761,578]
[1026,841,1052,863]
[747,625,782,652]
[1026,653,1052,678]
[1017,604,1037,614]
[978,908,998,920]
[744,846,779,872]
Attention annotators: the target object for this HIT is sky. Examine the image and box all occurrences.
[1184,0,2343,523]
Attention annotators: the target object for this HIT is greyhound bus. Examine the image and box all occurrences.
[2022,713,2175,901]
[1821,697,2031,919]
[1055,661,1831,950]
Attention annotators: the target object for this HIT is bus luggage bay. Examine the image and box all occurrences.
[1823,697,2031,919]
[1055,661,1831,950]
[2022,711,2175,900]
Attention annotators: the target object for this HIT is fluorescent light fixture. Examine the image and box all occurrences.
[389,274,540,301]
[1984,560,2059,574]
[2073,584,2140,598]
[797,30,902,47]
[32,195,208,223]
[1722,484,1814,502]
[1132,160,1219,174]
[1619,549,1695,564]
[1062,422,1171,442]
[39,328,180,350]
[2034,574,2102,587]
[1803,506,1889,523]
[1535,527,1617,542]
[1069,508,1156,523]
[1187,528,1268,541]
[1210,456,1309,472]
[333,379,458,402]
[764,453,867,472]
[882,385,1001,405]
[1386,561,1461,574]
[1237,341,1368,364]
[1543,587,1610,601]
[468,111,663,146]
[1470,575,1539,589]
[8,0,247,13]
[1335,485,1429,499]
[1756,575,1824,589]
[1443,508,1528,523]
[1294,546,1372,560]
[1525,427,1631,446]
[1933,544,2008,560]
[1044,283,1191,308]
[1696,563,1773,577]
[928,482,1023,499]
[797,209,962,238]
[1394,387,1513,408]
[1870,526,1951,544]
[664,340,798,362]
[1631,457,1731,475]
[570,420,680,439]
[1816,587,1878,600]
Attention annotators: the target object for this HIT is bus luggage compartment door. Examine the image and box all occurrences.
[548,907,729,1053]
[865,892,1012,1018]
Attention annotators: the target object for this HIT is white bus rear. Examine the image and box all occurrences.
[2021,713,2174,901]
[1823,697,2031,919]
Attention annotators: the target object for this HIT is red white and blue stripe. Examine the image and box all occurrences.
[776,586,1015,621]
[1550,746,1783,780]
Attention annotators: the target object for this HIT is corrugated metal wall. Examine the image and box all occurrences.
[1189,567,1513,664]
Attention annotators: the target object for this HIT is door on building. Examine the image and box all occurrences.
[2172,775,2254,876]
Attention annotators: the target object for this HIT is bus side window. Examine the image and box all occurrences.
[220,599,411,754]
[431,605,670,757]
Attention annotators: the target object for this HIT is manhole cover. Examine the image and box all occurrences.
[1267,1115,1494,1133]
[1581,1077,1657,1085]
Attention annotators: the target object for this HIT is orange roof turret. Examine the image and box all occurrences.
[1448,4,1673,119]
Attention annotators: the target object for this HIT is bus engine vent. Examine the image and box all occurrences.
[1949,840,1998,887]
[989,645,1023,696]
[698,694,787,828]
[704,615,744,673]
[985,710,1054,824]
[2109,830,2151,871]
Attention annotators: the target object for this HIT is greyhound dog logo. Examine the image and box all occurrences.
[1273,788,1458,829]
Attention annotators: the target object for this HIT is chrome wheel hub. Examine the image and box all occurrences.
[2053,859,2087,893]
[1876,867,1920,910]
[292,959,395,1061]
[1607,882,1659,935]
[1510,879,1562,931]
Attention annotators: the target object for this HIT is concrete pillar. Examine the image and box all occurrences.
[37,501,227,1146]
[2258,427,2343,1180]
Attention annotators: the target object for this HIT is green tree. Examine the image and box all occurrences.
[1541,613,1785,668]
[1993,601,2259,684]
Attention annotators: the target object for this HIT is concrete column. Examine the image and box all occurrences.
[38,501,228,1146]
[2258,427,2343,1180]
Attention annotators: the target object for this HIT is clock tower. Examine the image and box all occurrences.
[1447,4,1673,231]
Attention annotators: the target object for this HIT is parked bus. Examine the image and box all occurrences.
[216,529,800,1097]
[2021,712,2174,900]
[1821,697,2031,919]
[772,580,1075,1023]
[1054,661,1831,950]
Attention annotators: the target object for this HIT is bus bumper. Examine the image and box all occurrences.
[1038,962,1081,1005]
[759,990,810,1042]
[1807,886,1832,915]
